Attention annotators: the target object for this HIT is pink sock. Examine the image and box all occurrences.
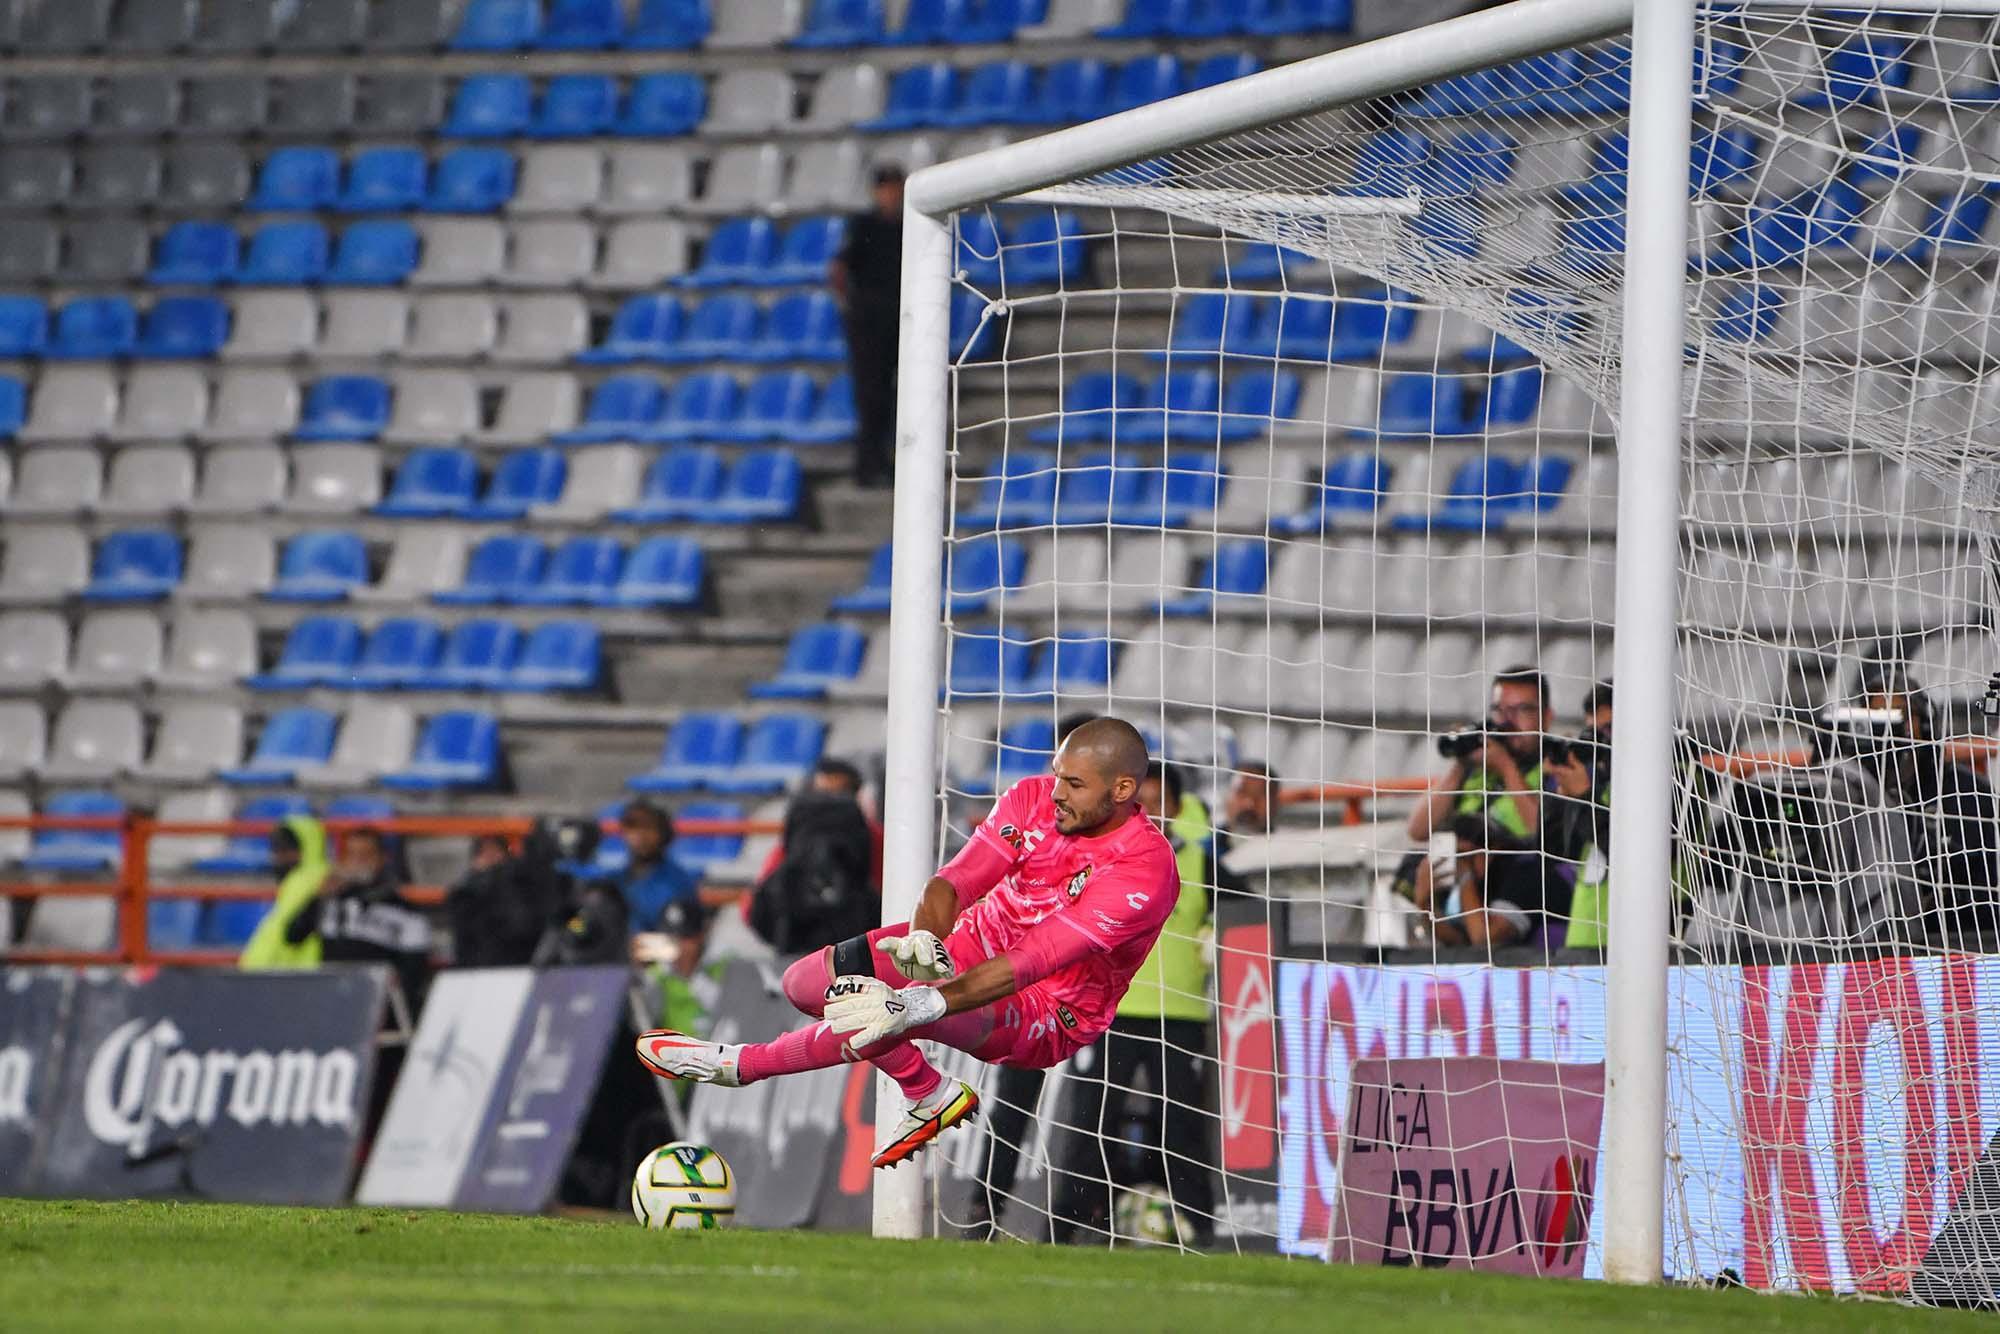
[736,1021,943,1102]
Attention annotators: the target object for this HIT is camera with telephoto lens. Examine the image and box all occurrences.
[1436,726,1489,760]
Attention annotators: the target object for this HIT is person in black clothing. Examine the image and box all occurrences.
[285,827,432,1009]
[833,167,905,488]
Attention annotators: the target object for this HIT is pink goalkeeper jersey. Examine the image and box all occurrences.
[937,775,1180,1040]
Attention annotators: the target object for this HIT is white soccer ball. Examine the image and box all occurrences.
[1114,1185,1193,1248]
[632,1142,736,1230]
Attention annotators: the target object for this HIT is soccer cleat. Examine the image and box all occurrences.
[872,1079,979,1170]
[635,1029,741,1087]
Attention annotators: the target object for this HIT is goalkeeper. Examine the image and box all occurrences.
[636,717,1181,1170]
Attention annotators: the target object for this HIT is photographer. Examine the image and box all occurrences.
[1415,814,1539,948]
[446,820,588,968]
[1543,728,1611,948]
[1408,665,1552,847]
[615,801,700,938]
[284,827,432,1009]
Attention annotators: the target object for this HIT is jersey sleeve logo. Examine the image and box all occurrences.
[1066,866,1092,900]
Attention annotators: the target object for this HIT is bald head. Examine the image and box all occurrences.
[1049,716,1149,836]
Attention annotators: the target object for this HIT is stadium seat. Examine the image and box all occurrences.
[181,528,276,598]
[794,0,885,47]
[326,220,419,285]
[338,147,427,213]
[1189,51,1262,88]
[352,617,444,690]
[221,708,338,784]
[0,704,47,780]
[593,218,691,287]
[366,0,451,49]
[300,701,416,790]
[723,371,816,443]
[621,72,707,135]
[268,530,369,602]
[40,700,143,781]
[471,447,566,519]
[20,793,125,874]
[755,292,845,362]
[160,142,252,211]
[248,615,362,689]
[72,145,163,210]
[608,536,705,607]
[885,0,969,43]
[110,366,206,441]
[149,221,240,285]
[583,294,685,364]
[948,625,1035,698]
[555,375,666,444]
[504,219,596,287]
[402,293,488,359]
[192,794,312,879]
[1109,451,1225,527]
[1242,0,1347,33]
[285,0,368,50]
[1796,34,1912,110]
[451,0,542,50]
[613,446,721,522]
[9,77,91,135]
[437,534,546,605]
[961,449,1058,529]
[364,530,466,604]
[1032,371,1144,444]
[139,702,243,783]
[942,60,1036,127]
[652,372,740,443]
[946,535,1027,614]
[771,216,847,284]
[831,541,892,613]
[1019,632,1115,699]
[750,623,867,700]
[1031,57,1110,124]
[295,376,390,443]
[1275,452,1390,533]
[0,297,47,357]
[1158,537,1268,615]
[543,0,624,48]
[0,146,73,209]
[98,446,195,516]
[509,621,601,691]
[0,378,24,439]
[865,62,958,130]
[691,144,786,217]
[989,719,1056,792]
[0,612,66,689]
[445,74,534,137]
[517,535,624,605]
[83,530,181,602]
[711,714,825,794]
[424,619,523,690]
[1480,364,1545,429]
[1218,365,1299,439]
[532,74,619,137]
[136,297,230,359]
[43,296,134,361]
[1004,212,1087,285]
[1157,292,1264,362]
[239,220,330,285]
[534,447,644,521]
[377,447,478,519]
[517,146,610,208]
[1108,54,1186,111]
[12,449,101,516]
[714,449,803,523]
[426,147,517,213]
[791,373,855,446]
[674,294,762,362]
[629,712,743,792]
[380,711,501,790]
[682,217,777,287]
[627,0,710,48]
[666,800,742,874]
[249,146,339,211]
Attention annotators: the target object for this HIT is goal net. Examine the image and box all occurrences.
[900,0,2000,1298]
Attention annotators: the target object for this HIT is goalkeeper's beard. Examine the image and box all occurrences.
[1054,791,1117,835]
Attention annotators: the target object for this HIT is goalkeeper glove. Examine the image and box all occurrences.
[824,975,947,1050]
[877,929,955,982]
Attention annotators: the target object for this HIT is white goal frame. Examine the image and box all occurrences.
[872,0,2000,1284]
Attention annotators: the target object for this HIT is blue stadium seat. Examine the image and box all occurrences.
[426,147,518,212]
[620,71,707,135]
[1030,58,1108,124]
[1397,456,1529,533]
[136,296,230,359]
[437,535,546,605]
[1243,0,1349,34]
[0,379,25,439]
[1889,189,1998,264]
[608,536,704,607]
[961,449,1058,530]
[381,711,502,791]
[48,296,138,360]
[532,73,619,137]
[326,220,419,285]
[988,719,1055,793]
[1004,212,1087,285]
[471,447,566,519]
[193,797,313,879]
[1158,538,1268,615]
[451,0,542,50]
[831,541,892,613]
[586,797,632,876]
[339,147,428,213]
[296,375,390,441]
[1479,364,1543,430]
[147,897,202,952]
[654,372,741,443]
[239,221,330,285]
[0,297,48,357]
[352,617,445,690]
[221,708,338,784]
[948,625,1034,698]
[793,373,855,445]
[1109,451,1225,527]
[793,0,886,48]
[1099,0,1215,35]
[150,221,240,285]
[1348,128,1430,197]
[1117,371,1220,445]
[1712,284,1782,345]
[1156,292,1264,362]
[941,60,1035,127]
[864,62,959,130]
[249,146,340,211]
[946,534,1026,614]
[1361,372,1475,438]
[21,792,126,874]
[1188,52,1261,89]
[713,448,802,522]
[1845,124,1921,193]
[627,0,709,49]
[1523,455,1573,518]
[444,74,534,138]
[629,712,744,793]
[1707,179,1866,271]
[711,713,825,795]
[671,800,744,874]
[516,535,624,605]
[269,531,370,602]
[674,294,762,362]
[952,289,997,361]
[964,0,1045,41]
[749,623,867,700]
[1019,632,1114,699]
[723,370,816,443]
[509,620,601,691]
[1325,289,1419,359]
[1217,365,1298,440]
[201,889,280,949]
[423,619,523,690]
[1031,371,1144,445]
[1275,452,1389,533]
[247,616,362,689]
[1427,128,1519,194]
[886,0,970,43]
[1053,449,1139,526]
[1795,34,1911,110]
[1219,241,1319,285]
[542,0,624,48]
[84,530,181,601]
[681,217,778,287]
[613,445,723,521]
[770,216,846,284]
[377,447,479,518]
[554,374,667,444]
[1107,54,1187,112]
[582,294,685,363]
[753,292,844,362]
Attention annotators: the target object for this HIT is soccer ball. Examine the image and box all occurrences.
[631,1142,735,1230]
[1113,1185,1193,1248]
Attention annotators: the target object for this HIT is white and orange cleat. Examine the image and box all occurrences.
[635,1029,742,1087]
[872,1079,979,1170]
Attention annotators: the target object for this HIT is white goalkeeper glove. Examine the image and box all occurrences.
[877,929,955,982]
[823,974,947,1050]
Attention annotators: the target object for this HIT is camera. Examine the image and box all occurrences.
[1436,726,1488,760]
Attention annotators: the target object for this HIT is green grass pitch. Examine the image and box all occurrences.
[0,1199,1984,1333]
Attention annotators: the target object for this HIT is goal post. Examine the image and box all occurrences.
[879,0,2000,1295]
